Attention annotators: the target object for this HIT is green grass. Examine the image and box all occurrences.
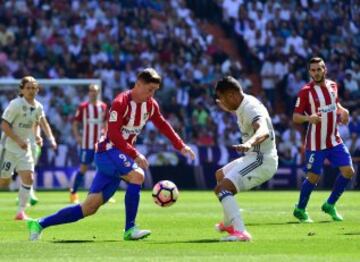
[1,191,360,262]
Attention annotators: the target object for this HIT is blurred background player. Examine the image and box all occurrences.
[70,84,108,204]
[213,76,278,241]
[0,76,57,220]
[1,119,53,206]
[27,68,195,241]
[293,57,355,223]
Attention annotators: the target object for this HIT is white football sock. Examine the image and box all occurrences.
[221,195,245,231]
[18,183,31,212]
[30,186,36,199]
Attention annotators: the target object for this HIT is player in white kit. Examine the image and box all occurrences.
[213,76,278,241]
[0,76,57,220]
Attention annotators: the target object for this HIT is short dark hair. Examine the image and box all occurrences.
[137,68,161,84]
[215,76,242,96]
[308,57,325,69]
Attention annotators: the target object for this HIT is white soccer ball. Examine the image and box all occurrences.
[152,180,179,207]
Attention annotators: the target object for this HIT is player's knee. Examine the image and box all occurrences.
[19,173,34,185]
[82,201,101,216]
[307,173,320,184]
[80,164,88,173]
[341,166,355,179]
[214,179,237,195]
[215,169,224,183]
[126,169,145,185]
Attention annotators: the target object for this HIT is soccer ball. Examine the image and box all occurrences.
[152,180,179,207]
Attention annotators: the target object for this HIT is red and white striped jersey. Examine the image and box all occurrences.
[294,79,342,151]
[97,90,185,159]
[73,101,108,149]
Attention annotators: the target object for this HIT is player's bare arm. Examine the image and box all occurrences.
[72,120,82,145]
[293,112,321,124]
[33,122,43,147]
[336,102,349,125]
[39,116,57,149]
[232,118,269,153]
[1,119,27,150]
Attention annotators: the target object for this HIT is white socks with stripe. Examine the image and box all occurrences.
[18,183,31,212]
[219,191,246,232]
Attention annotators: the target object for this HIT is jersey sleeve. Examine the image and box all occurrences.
[73,105,83,122]
[36,104,45,122]
[149,99,185,151]
[294,88,309,115]
[107,99,139,159]
[2,100,19,124]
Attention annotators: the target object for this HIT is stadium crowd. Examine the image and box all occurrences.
[0,0,359,167]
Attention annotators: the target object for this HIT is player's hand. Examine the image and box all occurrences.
[308,113,321,124]
[48,137,57,150]
[232,142,251,153]
[16,139,28,150]
[35,135,43,147]
[180,145,195,160]
[135,153,149,169]
[338,109,349,125]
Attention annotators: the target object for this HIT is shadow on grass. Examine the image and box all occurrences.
[247,220,332,226]
[247,221,299,226]
[151,239,220,244]
[343,232,360,236]
[51,239,121,244]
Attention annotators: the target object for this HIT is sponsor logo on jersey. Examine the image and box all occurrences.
[121,126,142,135]
[18,123,32,128]
[318,103,336,114]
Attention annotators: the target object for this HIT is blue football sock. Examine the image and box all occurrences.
[327,175,350,205]
[297,179,316,209]
[71,171,84,193]
[39,204,84,229]
[125,183,141,231]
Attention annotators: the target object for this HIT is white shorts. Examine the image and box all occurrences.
[222,153,278,192]
[0,148,34,178]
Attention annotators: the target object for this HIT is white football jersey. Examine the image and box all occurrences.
[1,97,45,153]
[235,94,277,156]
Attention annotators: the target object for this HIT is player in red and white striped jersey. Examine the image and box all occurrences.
[293,57,355,223]
[28,68,195,241]
[70,84,108,203]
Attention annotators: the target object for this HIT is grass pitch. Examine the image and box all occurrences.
[1,191,360,262]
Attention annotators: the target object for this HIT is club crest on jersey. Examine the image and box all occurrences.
[143,112,149,120]
[109,111,117,122]
[22,106,27,111]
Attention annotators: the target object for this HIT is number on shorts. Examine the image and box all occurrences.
[1,161,11,171]
[308,153,315,164]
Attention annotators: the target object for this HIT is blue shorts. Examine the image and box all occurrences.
[305,143,353,175]
[94,148,138,177]
[89,148,138,202]
[79,149,95,165]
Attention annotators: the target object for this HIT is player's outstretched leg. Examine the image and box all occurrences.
[122,170,151,241]
[322,166,354,221]
[214,179,251,242]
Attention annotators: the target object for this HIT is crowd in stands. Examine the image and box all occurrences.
[0,0,359,167]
